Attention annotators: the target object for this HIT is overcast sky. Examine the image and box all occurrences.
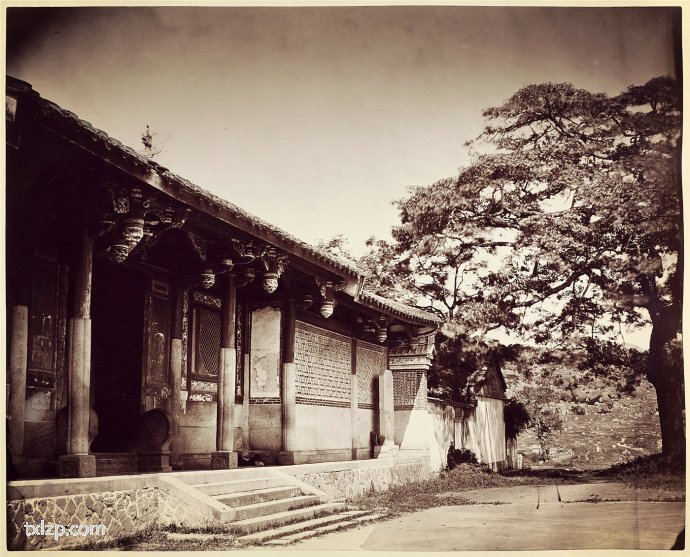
[7,6,677,256]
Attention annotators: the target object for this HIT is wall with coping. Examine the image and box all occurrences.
[429,397,507,471]
[282,453,431,500]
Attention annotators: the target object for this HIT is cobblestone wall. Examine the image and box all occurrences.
[7,486,212,550]
[293,458,431,500]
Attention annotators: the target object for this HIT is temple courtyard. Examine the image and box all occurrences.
[119,477,684,551]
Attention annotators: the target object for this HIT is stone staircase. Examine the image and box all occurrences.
[163,467,383,545]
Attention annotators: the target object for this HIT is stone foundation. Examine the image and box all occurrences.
[7,453,431,549]
[7,477,214,550]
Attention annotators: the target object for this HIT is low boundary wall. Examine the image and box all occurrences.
[279,451,431,500]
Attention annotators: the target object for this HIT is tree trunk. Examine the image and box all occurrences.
[647,317,685,458]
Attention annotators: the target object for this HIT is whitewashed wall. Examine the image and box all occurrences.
[427,396,506,471]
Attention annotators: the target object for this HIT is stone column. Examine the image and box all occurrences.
[9,305,29,470]
[278,300,297,465]
[389,347,433,454]
[212,276,238,469]
[374,369,399,458]
[350,343,358,460]
[59,229,96,478]
[169,338,183,466]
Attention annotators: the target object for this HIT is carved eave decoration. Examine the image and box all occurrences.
[97,182,190,264]
[387,329,437,372]
[315,276,346,318]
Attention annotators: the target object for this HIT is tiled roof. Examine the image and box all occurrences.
[358,291,443,325]
[10,76,438,327]
[21,81,363,278]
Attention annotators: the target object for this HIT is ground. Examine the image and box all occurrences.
[278,479,684,551]
[114,464,684,551]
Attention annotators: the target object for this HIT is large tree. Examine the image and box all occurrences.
[381,77,682,456]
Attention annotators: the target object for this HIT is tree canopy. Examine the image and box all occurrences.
[349,77,682,455]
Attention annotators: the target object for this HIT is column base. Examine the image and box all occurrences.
[373,442,400,459]
[211,451,238,469]
[58,454,96,478]
[138,452,172,473]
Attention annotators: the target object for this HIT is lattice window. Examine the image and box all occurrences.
[195,307,220,376]
[356,341,386,407]
[189,297,221,383]
[295,321,351,405]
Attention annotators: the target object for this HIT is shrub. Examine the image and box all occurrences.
[447,444,478,469]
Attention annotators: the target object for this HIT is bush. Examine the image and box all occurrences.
[447,445,478,469]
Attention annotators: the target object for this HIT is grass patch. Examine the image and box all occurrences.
[599,453,686,491]
[349,463,572,515]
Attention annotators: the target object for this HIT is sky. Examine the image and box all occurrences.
[6,5,678,258]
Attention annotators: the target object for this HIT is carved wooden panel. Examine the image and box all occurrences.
[394,370,427,410]
[356,341,386,409]
[235,303,244,401]
[181,289,189,390]
[295,321,351,406]
[29,256,59,374]
[146,282,171,385]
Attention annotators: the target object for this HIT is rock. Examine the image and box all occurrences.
[587,390,603,404]
[599,406,612,414]
[572,405,587,415]
[571,387,587,403]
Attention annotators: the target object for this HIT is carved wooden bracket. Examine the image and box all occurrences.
[99,183,191,263]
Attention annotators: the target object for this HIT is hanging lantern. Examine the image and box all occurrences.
[320,300,335,318]
[121,217,145,248]
[200,268,215,289]
[107,240,129,263]
[262,272,279,294]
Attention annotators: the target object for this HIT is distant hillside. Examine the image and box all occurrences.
[502,351,660,470]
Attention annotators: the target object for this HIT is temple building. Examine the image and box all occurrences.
[6,76,453,479]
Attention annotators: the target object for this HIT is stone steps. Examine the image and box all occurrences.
[229,494,320,521]
[168,467,347,539]
[214,486,302,508]
[238,510,385,545]
[232,501,346,534]
[190,477,288,496]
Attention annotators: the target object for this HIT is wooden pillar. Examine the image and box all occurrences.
[278,299,297,464]
[212,276,238,469]
[8,305,29,469]
[58,229,96,477]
